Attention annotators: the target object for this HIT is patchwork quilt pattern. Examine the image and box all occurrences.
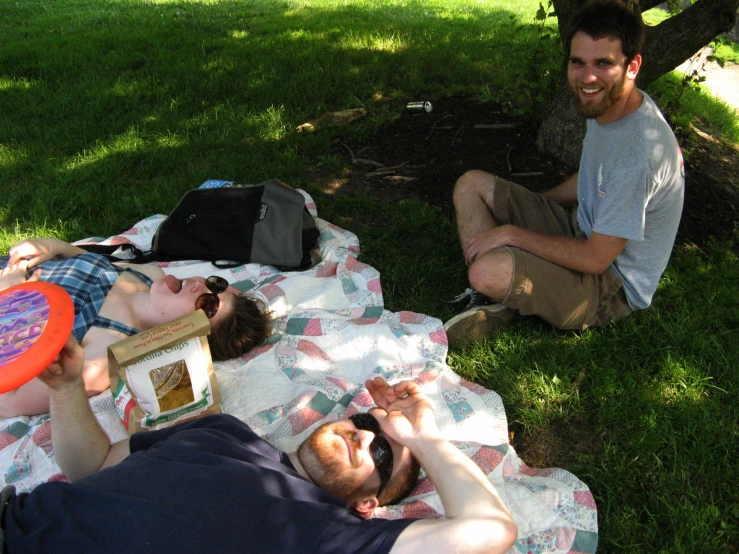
[0,190,597,553]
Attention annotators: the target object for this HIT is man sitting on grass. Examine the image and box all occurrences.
[0,334,517,554]
[444,0,684,348]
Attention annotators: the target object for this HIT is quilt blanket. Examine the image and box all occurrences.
[0,191,598,554]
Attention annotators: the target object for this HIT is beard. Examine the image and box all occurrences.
[570,73,626,119]
[297,422,364,499]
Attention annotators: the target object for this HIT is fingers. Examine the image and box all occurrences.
[390,380,420,399]
[8,240,46,268]
[39,334,84,383]
[27,269,42,282]
[366,377,391,410]
[60,333,85,364]
[464,241,479,266]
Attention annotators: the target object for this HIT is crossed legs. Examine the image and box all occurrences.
[446,171,633,347]
[452,170,514,304]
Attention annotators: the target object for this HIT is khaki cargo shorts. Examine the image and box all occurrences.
[492,178,632,329]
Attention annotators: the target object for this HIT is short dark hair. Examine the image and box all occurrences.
[378,456,421,506]
[566,1,645,63]
[208,294,271,361]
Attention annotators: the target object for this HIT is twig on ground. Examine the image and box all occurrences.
[426,115,452,140]
[384,175,417,182]
[352,158,385,167]
[510,172,544,177]
[365,169,398,177]
[339,141,356,160]
[475,123,516,130]
[380,161,409,171]
[684,239,708,257]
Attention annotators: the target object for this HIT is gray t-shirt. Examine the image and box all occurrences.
[577,92,684,310]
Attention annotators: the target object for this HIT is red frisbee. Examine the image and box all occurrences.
[0,282,74,394]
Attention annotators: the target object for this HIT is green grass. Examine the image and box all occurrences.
[2,1,738,552]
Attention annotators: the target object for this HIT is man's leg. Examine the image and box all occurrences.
[445,176,578,348]
[446,172,518,347]
[452,170,500,250]
[444,247,518,347]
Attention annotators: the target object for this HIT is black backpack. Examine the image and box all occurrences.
[83,180,320,270]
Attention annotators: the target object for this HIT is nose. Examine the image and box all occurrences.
[355,429,376,453]
[186,277,210,294]
[581,66,597,83]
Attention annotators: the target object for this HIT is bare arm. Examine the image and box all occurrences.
[367,378,517,554]
[0,332,122,417]
[465,224,626,275]
[542,172,579,207]
[35,334,130,481]
[8,238,86,268]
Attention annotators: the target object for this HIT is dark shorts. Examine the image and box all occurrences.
[493,178,632,329]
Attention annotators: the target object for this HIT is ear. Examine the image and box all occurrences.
[627,54,642,80]
[350,496,380,520]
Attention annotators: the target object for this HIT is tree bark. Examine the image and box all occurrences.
[535,80,585,170]
[536,0,739,167]
[639,0,739,85]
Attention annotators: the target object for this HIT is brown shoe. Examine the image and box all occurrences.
[444,303,517,348]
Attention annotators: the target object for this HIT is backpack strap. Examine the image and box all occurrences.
[76,243,155,264]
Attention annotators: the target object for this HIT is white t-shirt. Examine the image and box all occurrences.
[577,92,685,310]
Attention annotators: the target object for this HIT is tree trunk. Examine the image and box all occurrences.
[639,0,739,85]
[537,0,739,166]
[535,80,585,170]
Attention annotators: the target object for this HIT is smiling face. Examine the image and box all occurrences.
[148,275,235,328]
[297,417,413,503]
[567,31,641,123]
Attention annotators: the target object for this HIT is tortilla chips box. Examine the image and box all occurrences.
[108,310,222,434]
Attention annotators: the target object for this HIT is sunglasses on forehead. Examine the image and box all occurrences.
[348,413,394,499]
[195,276,229,319]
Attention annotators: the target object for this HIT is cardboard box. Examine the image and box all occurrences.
[108,311,222,434]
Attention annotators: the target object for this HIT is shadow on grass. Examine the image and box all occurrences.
[448,241,738,552]
[1,0,552,240]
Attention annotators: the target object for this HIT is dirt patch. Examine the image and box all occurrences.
[508,420,600,469]
[320,96,739,251]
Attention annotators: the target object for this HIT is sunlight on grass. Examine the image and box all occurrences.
[0,221,81,253]
[649,71,739,143]
[0,146,29,170]
[61,126,146,171]
[255,106,289,141]
[655,357,725,405]
[0,77,36,92]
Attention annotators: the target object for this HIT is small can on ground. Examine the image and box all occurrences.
[406,101,433,113]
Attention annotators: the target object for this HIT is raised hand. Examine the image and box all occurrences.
[366,377,439,445]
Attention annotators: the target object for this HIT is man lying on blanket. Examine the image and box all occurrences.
[0,335,517,554]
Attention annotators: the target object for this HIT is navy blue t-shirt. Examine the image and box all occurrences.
[3,414,415,553]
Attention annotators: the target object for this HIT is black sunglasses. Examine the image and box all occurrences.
[195,276,229,318]
[348,413,394,499]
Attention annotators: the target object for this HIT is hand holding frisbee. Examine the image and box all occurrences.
[0,282,74,394]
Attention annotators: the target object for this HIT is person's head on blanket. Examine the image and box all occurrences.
[293,400,422,514]
[1,336,519,554]
[0,237,271,418]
